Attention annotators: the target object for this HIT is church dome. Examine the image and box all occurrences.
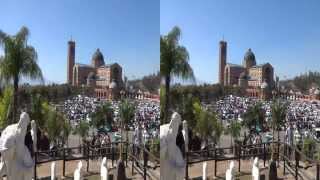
[243,48,256,68]
[92,48,105,68]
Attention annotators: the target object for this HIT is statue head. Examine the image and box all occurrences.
[18,112,30,132]
[77,161,83,170]
[230,161,234,170]
[102,157,107,166]
[253,157,258,166]
[169,112,181,135]
[182,120,188,131]
[31,120,36,129]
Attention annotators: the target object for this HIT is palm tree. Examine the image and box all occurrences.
[119,99,135,159]
[269,99,287,179]
[0,26,43,123]
[271,99,287,142]
[73,120,90,145]
[160,26,195,123]
[226,120,242,147]
[90,102,114,130]
[243,103,265,135]
[0,87,13,129]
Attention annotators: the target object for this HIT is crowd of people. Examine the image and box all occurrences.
[208,95,320,145]
[61,95,160,144]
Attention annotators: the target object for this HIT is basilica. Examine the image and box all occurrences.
[218,41,275,99]
[66,40,124,99]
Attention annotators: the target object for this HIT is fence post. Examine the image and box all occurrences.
[34,152,37,180]
[214,148,217,177]
[263,143,266,167]
[317,163,320,180]
[277,141,280,164]
[63,148,66,177]
[238,145,241,172]
[126,142,128,167]
[185,151,188,180]
[112,144,115,167]
[132,144,135,175]
[283,144,286,175]
[143,148,147,180]
[295,148,298,180]
[87,145,89,172]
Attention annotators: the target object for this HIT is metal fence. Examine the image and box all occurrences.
[33,141,160,180]
[185,141,320,180]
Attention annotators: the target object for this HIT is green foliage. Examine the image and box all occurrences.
[18,84,92,105]
[193,100,222,145]
[62,120,72,146]
[0,27,43,123]
[39,100,71,146]
[160,86,166,124]
[226,120,242,141]
[29,93,45,128]
[90,102,114,129]
[160,26,195,123]
[73,120,90,142]
[150,139,160,158]
[293,71,320,92]
[119,99,136,129]
[128,72,160,94]
[303,137,316,159]
[243,103,265,133]
[271,99,287,133]
[170,84,244,103]
[0,87,13,129]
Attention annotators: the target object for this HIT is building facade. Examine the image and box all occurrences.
[66,40,124,99]
[218,41,275,99]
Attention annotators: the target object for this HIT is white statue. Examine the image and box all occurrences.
[182,120,188,152]
[31,120,37,152]
[74,160,83,180]
[225,161,234,180]
[51,161,56,180]
[202,162,207,180]
[100,157,108,180]
[0,112,34,180]
[160,112,185,180]
[252,157,260,180]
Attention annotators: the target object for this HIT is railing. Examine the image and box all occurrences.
[185,141,320,180]
[33,141,160,180]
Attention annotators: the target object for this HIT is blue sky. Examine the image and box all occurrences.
[161,0,320,84]
[0,0,159,84]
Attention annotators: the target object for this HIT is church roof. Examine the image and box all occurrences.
[75,63,93,68]
[98,63,121,68]
[226,63,243,68]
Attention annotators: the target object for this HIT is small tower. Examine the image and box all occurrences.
[218,41,227,85]
[67,40,75,85]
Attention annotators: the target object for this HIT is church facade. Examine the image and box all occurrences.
[66,40,124,99]
[218,41,275,99]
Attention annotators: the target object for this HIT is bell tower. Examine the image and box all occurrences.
[67,40,75,85]
[218,41,227,85]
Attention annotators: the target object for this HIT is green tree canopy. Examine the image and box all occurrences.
[160,26,194,123]
[90,102,114,130]
[0,87,13,129]
[0,26,43,123]
[243,103,265,134]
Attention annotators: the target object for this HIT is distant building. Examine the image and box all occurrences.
[66,40,123,100]
[218,41,275,99]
